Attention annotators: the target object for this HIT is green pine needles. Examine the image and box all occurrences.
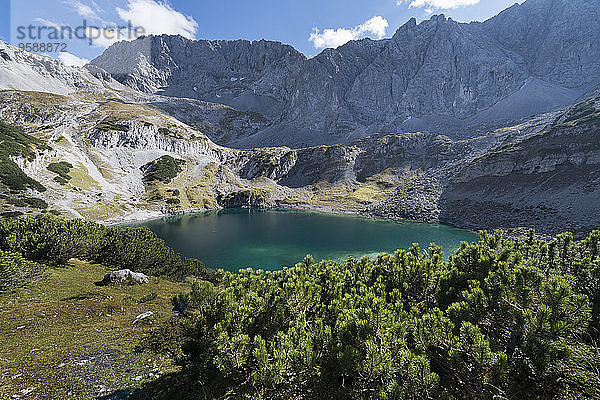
[156,230,600,400]
[0,216,214,284]
[0,121,48,192]
[141,155,186,184]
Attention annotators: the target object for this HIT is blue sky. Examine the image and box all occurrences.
[1,0,523,65]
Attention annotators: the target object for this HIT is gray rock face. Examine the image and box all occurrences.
[149,97,273,145]
[0,41,114,95]
[89,0,600,148]
[90,36,306,119]
[481,0,600,90]
[438,96,600,235]
[100,269,150,285]
[286,16,526,135]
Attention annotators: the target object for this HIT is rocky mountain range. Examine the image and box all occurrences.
[0,0,598,237]
[89,0,600,149]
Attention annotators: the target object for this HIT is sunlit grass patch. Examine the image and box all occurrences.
[0,260,187,399]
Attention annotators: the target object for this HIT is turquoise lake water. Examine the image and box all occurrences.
[132,209,479,272]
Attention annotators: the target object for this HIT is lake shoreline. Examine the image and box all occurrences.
[114,203,479,236]
[106,202,561,242]
[132,208,481,272]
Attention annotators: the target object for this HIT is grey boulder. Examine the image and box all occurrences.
[100,269,149,286]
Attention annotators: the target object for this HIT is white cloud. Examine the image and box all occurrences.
[309,28,356,50]
[396,0,480,10]
[58,51,90,67]
[81,0,198,48]
[66,0,103,21]
[309,16,389,50]
[35,18,65,30]
[354,16,389,38]
[116,0,198,39]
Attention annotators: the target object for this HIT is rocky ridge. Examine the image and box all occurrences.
[0,81,598,236]
[89,0,600,148]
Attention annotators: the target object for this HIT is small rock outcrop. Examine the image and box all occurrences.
[99,269,149,286]
[218,188,272,209]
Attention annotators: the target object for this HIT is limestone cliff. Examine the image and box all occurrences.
[89,0,600,148]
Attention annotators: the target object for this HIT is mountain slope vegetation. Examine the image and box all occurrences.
[137,231,600,399]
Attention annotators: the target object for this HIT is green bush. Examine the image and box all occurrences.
[0,215,215,282]
[0,121,50,160]
[141,155,185,184]
[53,176,68,185]
[1,211,23,218]
[95,120,129,132]
[0,158,46,192]
[7,197,48,209]
[155,231,600,400]
[23,197,48,209]
[7,197,26,207]
[47,161,73,180]
[0,121,48,192]
[158,127,174,136]
[0,249,45,293]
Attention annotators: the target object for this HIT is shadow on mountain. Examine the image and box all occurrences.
[438,165,600,238]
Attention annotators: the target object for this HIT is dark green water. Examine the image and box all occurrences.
[132,209,479,272]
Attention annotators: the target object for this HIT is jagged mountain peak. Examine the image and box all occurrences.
[80,0,600,148]
[90,34,306,107]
